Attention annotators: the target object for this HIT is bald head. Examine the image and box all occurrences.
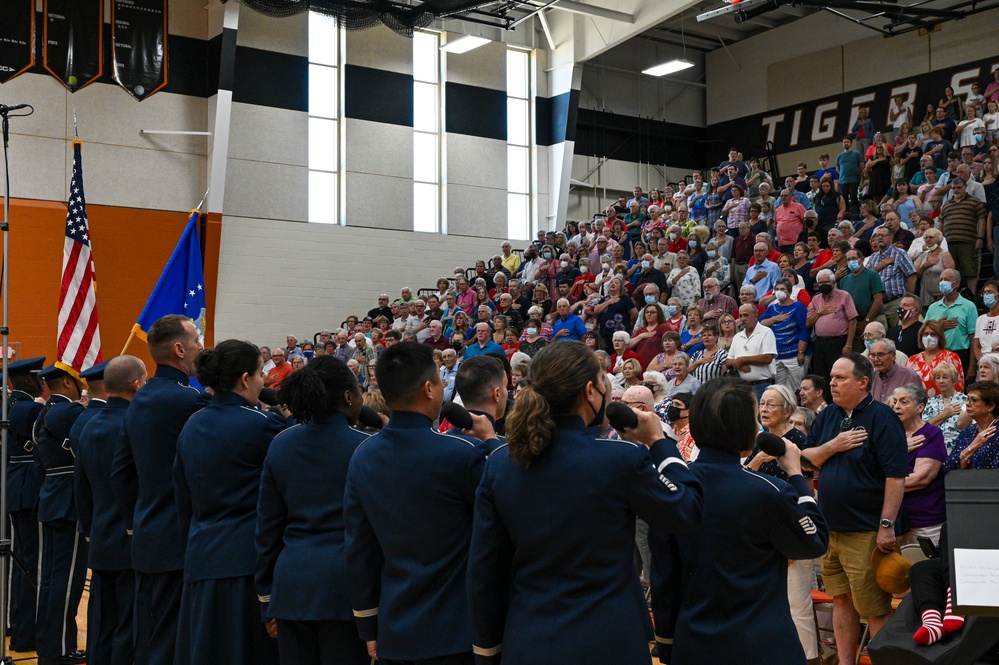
[104,355,148,399]
[622,385,655,410]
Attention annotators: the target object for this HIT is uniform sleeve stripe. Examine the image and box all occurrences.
[473,644,503,656]
[353,607,379,618]
[257,595,270,602]
[797,495,817,505]
[655,636,674,645]
[657,457,685,472]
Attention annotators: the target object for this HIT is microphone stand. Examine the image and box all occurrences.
[1,101,34,665]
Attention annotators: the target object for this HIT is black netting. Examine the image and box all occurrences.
[238,0,493,37]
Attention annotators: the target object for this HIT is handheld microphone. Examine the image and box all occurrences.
[606,401,638,432]
[0,103,30,112]
[755,431,786,457]
[440,401,473,430]
[357,405,384,430]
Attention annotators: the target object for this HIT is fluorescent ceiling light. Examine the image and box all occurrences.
[440,35,490,54]
[642,59,695,77]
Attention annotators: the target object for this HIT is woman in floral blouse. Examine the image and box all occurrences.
[922,362,967,454]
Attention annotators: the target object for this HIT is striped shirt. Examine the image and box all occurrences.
[940,195,986,244]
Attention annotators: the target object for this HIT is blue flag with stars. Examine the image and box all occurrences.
[132,210,207,342]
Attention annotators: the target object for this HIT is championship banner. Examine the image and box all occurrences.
[43,0,104,92]
[112,0,168,101]
[0,0,35,84]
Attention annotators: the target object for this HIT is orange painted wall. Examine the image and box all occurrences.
[0,198,220,371]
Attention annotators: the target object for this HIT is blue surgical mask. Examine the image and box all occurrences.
[847,260,860,272]
[303,350,314,359]
[707,250,717,258]
[667,305,678,316]
[985,293,998,308]
[645,295,657,305]
[641,260,651,270]
[864,340,875,351]
[939,281,954,295]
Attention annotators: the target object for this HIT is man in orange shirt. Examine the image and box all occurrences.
[264,348,293,389]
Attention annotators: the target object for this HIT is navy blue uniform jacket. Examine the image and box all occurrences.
[255,412,369,621]
[74,397,132,570]
[33,395,86,523]
[651,448,829,665]
[111,365,211,573]
[175,392,285,582]
[466,417,704,665]
[344,410,490,661]
[8,391,44,512]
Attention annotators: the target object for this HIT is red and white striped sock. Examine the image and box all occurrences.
[913,609,943,645]
[943,587,965,633]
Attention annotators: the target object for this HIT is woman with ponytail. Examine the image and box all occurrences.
[174,340,286,665]
[466,341,704,665]
[255,356,369,665]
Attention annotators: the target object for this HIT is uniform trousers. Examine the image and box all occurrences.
[275,619,368,665]
[8,509,39,652]
[36,519,88,658]
[88,569,135,665]
[134,569,183,665]
[176,575,278,665]
[380,653,474,665]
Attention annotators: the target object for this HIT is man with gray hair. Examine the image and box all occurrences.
[807,269,859,378]
[869,339,921,403]
[743,243,781,296]
[551,298,587,341]
[861,321,908,365]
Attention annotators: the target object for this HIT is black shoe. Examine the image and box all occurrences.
[40,651,87,665]
[8,641,36,652]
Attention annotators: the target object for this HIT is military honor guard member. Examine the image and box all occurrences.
[450,354,508,451]
[255,356,370,665]
[5,356,47,652]
[466,342,704,665]
[75,356,148,665]
[174,340,285,665]
[344,342,495,665]
[110,314,210,665]
[33,363,88,665]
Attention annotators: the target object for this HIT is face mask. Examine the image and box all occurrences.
[670,233,678,241]
[602,264,610,272]
[645,295,657,305]
[775,290,789,302]
[922,335,939,349]
[587,384,607,428]
[939,281,954,295]
[864,339,876,351]
[985,294,998,308]
[560,261,569,269]
[667,305,678,316]
[975,133,985,141]
[925,242,938,250]
[641,261,651,270]
[847,260,860,272]
[303,351,314,359]
[544,253,552,259]
[707,250,717,258]
[899,307,917,320]
[666,405,683,422]
[452,342,463,351]
[526,327,538,336]
[818,284,833,295]
[688,240,698,249]
[580,267,588,275]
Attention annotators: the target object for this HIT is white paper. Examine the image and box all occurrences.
[954,548,999,608]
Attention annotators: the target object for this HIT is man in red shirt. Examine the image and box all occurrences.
[775,189,807,253]
[263,348,293,389]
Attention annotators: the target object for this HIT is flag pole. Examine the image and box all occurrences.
[73,108,79,139]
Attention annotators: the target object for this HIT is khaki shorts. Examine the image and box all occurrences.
[820,531,892,617]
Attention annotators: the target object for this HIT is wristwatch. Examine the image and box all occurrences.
[880,518,894,529]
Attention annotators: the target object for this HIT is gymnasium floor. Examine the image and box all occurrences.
[3,579,89,664]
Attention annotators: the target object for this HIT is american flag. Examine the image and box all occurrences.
[57,140,103,375]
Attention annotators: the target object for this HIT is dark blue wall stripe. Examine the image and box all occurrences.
[445,82,505,141]
[344,65,413,127]
[575,109,706,170]
[232,46,307,111]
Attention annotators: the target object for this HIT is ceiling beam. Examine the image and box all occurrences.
[548,0,635,23]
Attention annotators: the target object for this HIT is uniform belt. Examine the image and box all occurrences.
[45,465,74,476]
[10,455,34,463]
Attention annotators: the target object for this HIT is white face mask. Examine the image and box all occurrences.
[922,335,939,349]
[602,264,610,272]
[669,233,678,241]
[775,290,789,302]
[580,267,588,275]
[560,261,569,269]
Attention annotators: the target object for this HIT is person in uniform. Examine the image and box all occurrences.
[110,314,209,665]
[651,377,830,665]
[5,356,47,653]
[450,354,508,451]
[33,364,88,665]
[174,340,285,665]
[75,355,148,665]
[344,342,495,665]
[466,341,704,665]
[70,361,110,446]
[255,355,370,665]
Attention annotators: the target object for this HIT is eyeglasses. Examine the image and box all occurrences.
[759,401,783,408]
[967,396,983,404]
[868,352,891,358]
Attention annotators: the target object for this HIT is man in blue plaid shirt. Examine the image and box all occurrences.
[866,225,916,328]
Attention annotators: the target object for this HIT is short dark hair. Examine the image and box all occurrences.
[375,342,439,407]
[689,377,757,454]
[841,353,874,384]
[455,355,507,408]
[147,315,194,364]
[967,381,999,417]
[195,340,260,393]
[280,356,359,422]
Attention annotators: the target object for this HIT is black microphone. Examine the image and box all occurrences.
[756,431,786,457]
[357,405,384,430]
[606,401,638,432]
[0,103,30,112]
[440,401,473,430]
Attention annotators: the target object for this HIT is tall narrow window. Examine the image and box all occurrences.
[413,31,441,233]
[308,13,341,224]
[507,48,531,240]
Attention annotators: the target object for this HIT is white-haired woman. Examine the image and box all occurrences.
[666,353,701,398]
[609,331,642,375]
[892,383,947,547]
[922,362,967,454]
[744,383,817,663]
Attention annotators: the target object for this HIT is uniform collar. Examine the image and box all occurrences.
[696,447,742,464]
[47,394,72,404]
[10,390,33,401]
[312,411,350,426]
[555,415,593,431]
[467,409,496,427]
[155,365,191,384]
[387,411,434,429]
[214,391,256,408]
[105,396,131,410]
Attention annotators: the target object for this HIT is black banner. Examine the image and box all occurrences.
[112,0,168,101]
[44,0,104,92]
[709,55,999,155]
[0,0,35,84]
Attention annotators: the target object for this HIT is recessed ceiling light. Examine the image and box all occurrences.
[642,59,695,77]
